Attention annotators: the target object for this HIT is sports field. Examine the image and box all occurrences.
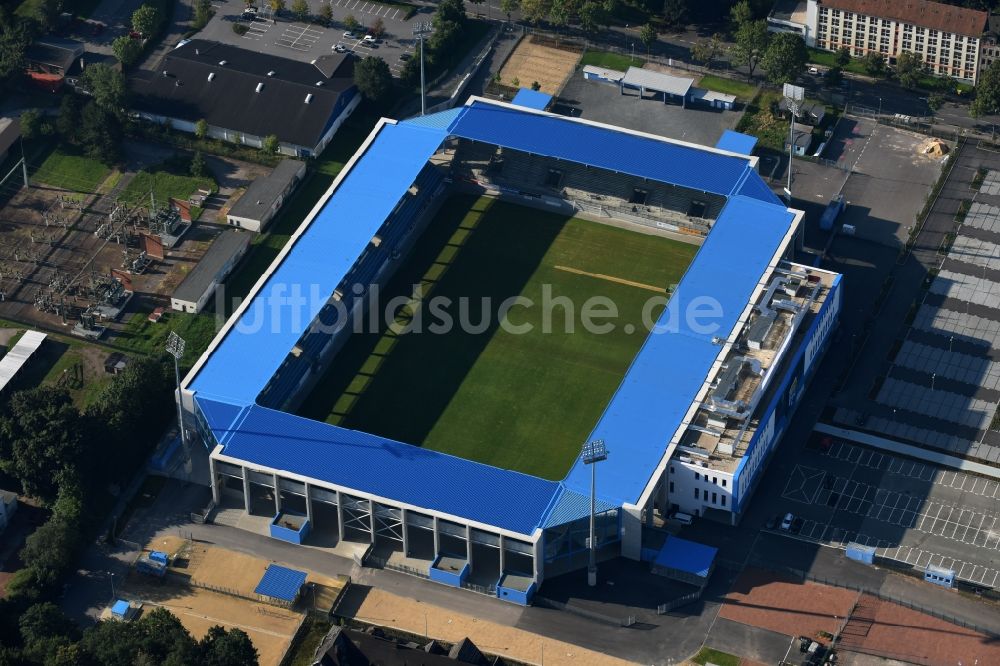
[296,194,696,479]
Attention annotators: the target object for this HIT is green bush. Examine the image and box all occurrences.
[233,23,249,35]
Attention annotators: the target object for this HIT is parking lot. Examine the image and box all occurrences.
[194,0,422,71]
[773,434,1000,588]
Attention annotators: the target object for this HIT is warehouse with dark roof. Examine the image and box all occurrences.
[132,40,359,157]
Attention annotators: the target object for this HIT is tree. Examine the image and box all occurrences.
[194,118,208,140]
[20,603,78,647]
[193,0,213,28]
[269,0,286,14]
[733,19,769,81]
[972,60,1000,117]
[56,93,81,141]
[19,510,81,588]
[198,626,259,666]
[343,13,360,32]
[927,93,945,111]
[639,23,657,58]
[370,16,385,38]
[662,0,687,30]
[190,150,206,177]
[500,0,518,21]
[112,35,142,66]
[519,0,550,24]
[690,34,721,68]
[80,64,127,117]
[131,4,161,38]
[549,0,571,29]
[354,55,392,102]
[824,65,843,87]
[291,0,308,21]
[0,386,88,503]
[761,32,807,85]
[261,134,279,153]
[729,0,752,29]
[81,607,198,666]
[318,2,332,25]
[0,22,30,91]
[862,51,886,77]
[435,0,467,27]
[19,108,41,139]
[895,50,925,89]
[835,45,851,67]
[79,102,123,164]
[578,1,603,34]
[530,80,541,90]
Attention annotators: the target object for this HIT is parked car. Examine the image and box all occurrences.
[791,517,805,534]
[398,52,411,61]
[765,515,778,530]
[780,512,794,531]
[808,66,819,75]
[333,44,347,52]
[343,31,355,39]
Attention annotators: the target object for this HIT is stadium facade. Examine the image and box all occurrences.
[180,98,841,604]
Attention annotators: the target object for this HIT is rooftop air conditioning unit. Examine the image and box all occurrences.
[219,60,227,66]
[304,93,313,104]
[207,72,215,81]
[255,82,264,93]
[267,70,275,76]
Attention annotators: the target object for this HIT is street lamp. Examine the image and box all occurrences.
[107,571,116,600]
[413,22,433,116]
[582,439,608,587]
[166,331,189,463]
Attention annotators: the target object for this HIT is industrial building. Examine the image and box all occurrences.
[170,230,250,313]
[180,98,839,604]
[133,41,359,157]
[768,0,988,83]
[226,159,307,232]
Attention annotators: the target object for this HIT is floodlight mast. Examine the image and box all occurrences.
[165,331,189,460]
[413,22,433,116]
[782,83,805,205]
[582,439,608,587]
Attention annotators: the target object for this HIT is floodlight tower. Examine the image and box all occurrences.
[582,439,608,587]
[166,331,189,463]
[782,83,805,204]
[413,21,433,116]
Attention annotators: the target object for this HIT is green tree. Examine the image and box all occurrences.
[435,0,467,26]
[662,0,687,29]
[519,0,550,24]
[530,80,541,90]
[500,0,518,21]
[20,602,77,663]
[79,102,123,164]
[370,16,385,38]
[0,386,88,503]
[269,0,286,14]
[82,607,197,666]
[549,0,571,29]
[729,0,752,29]
[19,108,42,139]
[319,2,332,24]
[194,0,213,28]
[862,51,886,77]
[354,55,392,102]
[56,90,81,141]
[578,0,603,34]
[399,55,419,86]
[80,63,127,117]
[291,0,308,21]
[0,23,31,91]
[895,50,925,88]
[733,19,769,81]
[195,118,208,140]
[112,35,142,66]
[131,4,162,37]
[198,626,259,666]
[639,23,657,58]
[972,59,1000,117]
[343,13,360,32]
[928,93,945,111]
[18,510,81,588]
[261,134,279,153]
[190,150,206,177]
[761,32,807,85]
[835,45,851,67]
[824,65,843,87]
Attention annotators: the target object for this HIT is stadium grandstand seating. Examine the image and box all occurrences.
[450,139,726,234]
[257,164,447,410]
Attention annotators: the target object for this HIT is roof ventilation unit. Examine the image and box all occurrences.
[207,72,215,81]
[315,80,324,86]
[219,60,227,66]
[304,93,313,104]
[255,82,264,93]
[267,70,275,76]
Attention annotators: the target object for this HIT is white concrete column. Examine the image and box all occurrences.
[644,488,655,527]
[209,456,220,504]
[241,466,251,514]
[532,535,544,584]
[273,474,282,514]
[368,499,376,544]
[401,508,410,556]
[499,535,507,573]
[620,505,642,561]
[466,525,473,567]
[304,482,313,523]
[335,490,345,542]
[432,516,441,558]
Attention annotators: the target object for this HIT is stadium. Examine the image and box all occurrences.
[180,97,842,604]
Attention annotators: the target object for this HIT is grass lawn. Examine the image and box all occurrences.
[735,90,789,152]
[697,74,757,101]
[691,647,740,666]
[296,194,696,480]
[112,310,219,370]
[33,145,111,193]
[284,617,334,666]
[580,50,645,71]
[117,160,216,214]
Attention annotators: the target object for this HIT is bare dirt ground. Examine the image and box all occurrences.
[718,568,858,642]
[349,587,635,666]
[499,35,581,95]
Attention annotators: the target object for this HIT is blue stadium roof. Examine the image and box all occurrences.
[216,405,559,535]
[715,129,758,155]
[254,564,307,602]
[188,98,797,537]
[511,88,553,111]
[654,536,717,578]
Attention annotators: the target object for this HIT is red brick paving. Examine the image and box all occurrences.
[719,567,858,641]
[838,593,1000,666]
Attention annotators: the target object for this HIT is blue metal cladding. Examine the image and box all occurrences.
[217,404,560,535]
[447,101,755,197]
[254,564,308,601]
[653,536,717,578]
[511,88,553,110]
[560,195,796,508]
[732,275,842,513]
[715,130,758,156]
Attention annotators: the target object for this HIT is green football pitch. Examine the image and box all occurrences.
[296,194,697,480]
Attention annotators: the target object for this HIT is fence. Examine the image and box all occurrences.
[461,580,498,596]
[657,590,701,614]
[533,595,637,627]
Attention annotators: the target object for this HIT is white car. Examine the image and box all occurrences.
[343,31,355,39]
[363,34,378,42]
[780,512,794,531]
[808,66,819,75]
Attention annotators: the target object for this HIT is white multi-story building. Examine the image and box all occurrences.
[768,0,988,83]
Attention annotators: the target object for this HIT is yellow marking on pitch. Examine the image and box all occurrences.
[554,265,664,293]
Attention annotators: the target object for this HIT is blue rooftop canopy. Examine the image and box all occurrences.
[511,88,553,111]
[111,600,130,617]
[715,129,758,156]
[254,564,307,602]
[654,536,717,578]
